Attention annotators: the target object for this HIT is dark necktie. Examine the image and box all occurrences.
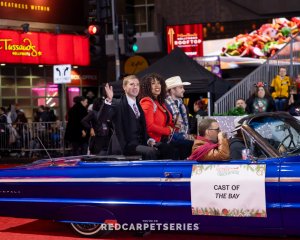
[133,103,139,118]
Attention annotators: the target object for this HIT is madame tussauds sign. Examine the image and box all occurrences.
[0,38,42,56]
[191,164,266,217]
[0,30,89,65]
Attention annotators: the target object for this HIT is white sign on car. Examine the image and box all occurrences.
[191,164,266,217]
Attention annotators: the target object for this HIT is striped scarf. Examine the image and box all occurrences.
[165,96,189,134]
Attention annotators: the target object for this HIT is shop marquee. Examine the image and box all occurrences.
[0,30,90,66]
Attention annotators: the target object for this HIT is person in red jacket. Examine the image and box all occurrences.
[139,73,178,159]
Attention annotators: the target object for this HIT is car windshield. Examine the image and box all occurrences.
[249,117,300,155]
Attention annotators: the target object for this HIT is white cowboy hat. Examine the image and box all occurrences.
[165,76,191,90]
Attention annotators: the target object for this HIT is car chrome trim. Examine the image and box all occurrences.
[280,177,300,182]
[163,178,190,182]
[0,198,164,206]
[164,177,280,183]
[0,177,283,183]
[0,198,281,209]
[265,177,279,182]
[0,177,162,183]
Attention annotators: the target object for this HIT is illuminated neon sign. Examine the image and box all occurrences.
[166,23,203,57]
[0,38,42,57]
[0,30,89,65]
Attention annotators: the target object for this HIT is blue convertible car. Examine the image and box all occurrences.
[0,112,300,237]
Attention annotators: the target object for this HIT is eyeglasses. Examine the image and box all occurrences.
[208,128,220,132]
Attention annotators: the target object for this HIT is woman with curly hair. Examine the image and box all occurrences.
[139,73,177,159]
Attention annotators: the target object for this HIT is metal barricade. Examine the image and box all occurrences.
[0,122,70,157]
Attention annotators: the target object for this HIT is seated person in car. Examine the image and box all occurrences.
[188,118,230,161]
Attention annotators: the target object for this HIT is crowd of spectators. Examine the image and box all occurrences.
[0,103,61,158]
[222,67,300,117]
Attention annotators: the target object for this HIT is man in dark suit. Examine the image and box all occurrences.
[100,75,157,160]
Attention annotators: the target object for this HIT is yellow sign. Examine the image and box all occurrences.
[0,1,50,11]
[0,38,42,57]
[124,55,149,75]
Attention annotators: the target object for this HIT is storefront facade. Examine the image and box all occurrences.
[0,29,93,121]
[0,65,99,121]
[0,0,97,121]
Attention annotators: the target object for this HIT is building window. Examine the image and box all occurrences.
[0,66,60,121]
[133,0,155,32]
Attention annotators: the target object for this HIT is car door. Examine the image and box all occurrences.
[42,159,165,225]
[279,156,300,235]
[82,160,165,224]
[160,158,281,235]
[246,113,300,235]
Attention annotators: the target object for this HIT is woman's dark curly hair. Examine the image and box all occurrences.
[138,73,167,105]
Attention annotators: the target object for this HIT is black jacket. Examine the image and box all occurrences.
[81,110,110,137]
[98,95,148,155]
[64,103,88,142]
[0,113,7,131]
[189,110,207,134]
[229,137,245,160]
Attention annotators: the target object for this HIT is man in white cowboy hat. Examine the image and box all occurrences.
[165,76,193,159]
[165,76,191,134]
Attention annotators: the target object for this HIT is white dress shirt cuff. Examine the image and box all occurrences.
[104,98,112,105]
